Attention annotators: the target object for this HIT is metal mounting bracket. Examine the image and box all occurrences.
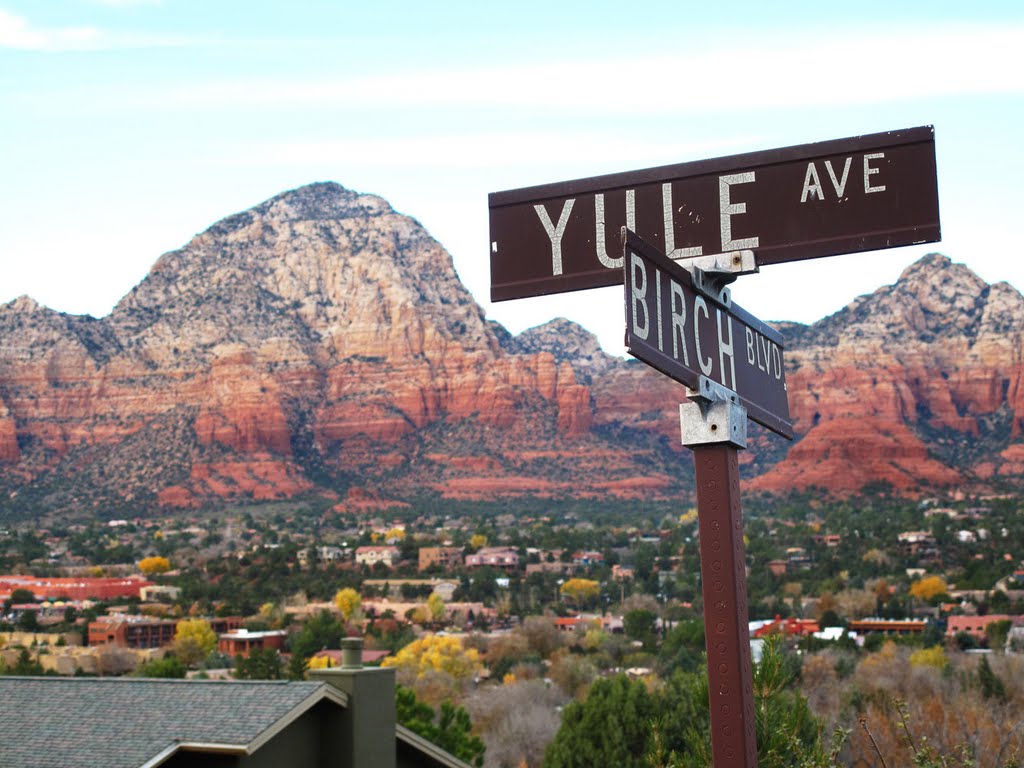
[674,249,758,308]
[680,376,747,449]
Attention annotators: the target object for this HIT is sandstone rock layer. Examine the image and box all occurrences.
[2,184,1023,515]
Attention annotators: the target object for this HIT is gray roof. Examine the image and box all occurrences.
[0,676,347,768]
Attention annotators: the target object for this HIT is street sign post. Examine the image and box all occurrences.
[624,227,774,766]
[622,230,791,438]
[487,126,940,768]
[693,441,757,768]
[490,126,939,301]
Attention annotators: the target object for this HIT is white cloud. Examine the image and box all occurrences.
[0,8,206,52]
[0,9,102,51]
[118,21,1024,113]
[89,0,162,6]
[224,133,764,171]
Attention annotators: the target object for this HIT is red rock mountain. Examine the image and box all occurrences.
[0,184,677,516]
[0,183,1021,517]
[751,254,1024,493]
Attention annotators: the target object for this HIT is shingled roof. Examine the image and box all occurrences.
[0,676,347,768]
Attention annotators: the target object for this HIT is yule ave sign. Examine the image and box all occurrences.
[489,126,939,301]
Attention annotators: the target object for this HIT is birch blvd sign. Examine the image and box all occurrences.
[622,230,792,438]
[489,126,939,301]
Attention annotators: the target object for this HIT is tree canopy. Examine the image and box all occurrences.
[397,685,485,767]
[559,578,599,608]
[543,636,832,768]
[334,587,362,622]
[543,674,657,768]
[135,656,187,678]
[288,609,344,679]
[235,648,285,680]
[909,575,948,602]
[173,618,216,667]
[382,634,482,681]
[138,556,171,576]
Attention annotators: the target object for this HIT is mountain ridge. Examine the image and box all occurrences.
[2,182,1023,519]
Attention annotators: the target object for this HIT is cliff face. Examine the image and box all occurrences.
[0,183,666,516]
[548,252,1024,496]
[746,254,1024,493]
[2,184,1024,517]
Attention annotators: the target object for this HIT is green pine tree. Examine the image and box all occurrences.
[396,686,485,768]
[543,674,658,768]
[978,655,1008,702]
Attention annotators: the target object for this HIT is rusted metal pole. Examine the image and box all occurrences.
[694,442,757,768]
[680,376,757,767]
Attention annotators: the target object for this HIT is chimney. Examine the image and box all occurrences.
[341,637,362,669]
[309,638,396,768]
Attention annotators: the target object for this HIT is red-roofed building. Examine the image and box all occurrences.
[0,575,153,602]
[946,614,1015,640]
[752,616,820,638]
[88,615,178,649]
[89,615,243,649]
[218,629,288,658]
[847,619,927,635]
[571,551,605,567]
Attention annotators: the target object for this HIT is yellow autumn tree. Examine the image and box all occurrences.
[408,605,432,626]
[174,618,217,667]
[469,534,488,550]
[583,627,607,651]
[307,654,336,670]
[909,645,948,670]
[560,578,600,608]
[258,602,286,629]
[909,575,948,602]
[334,588,363,622]
[427,592,446,623]
[382,634,482,681]
[137,556,171,576]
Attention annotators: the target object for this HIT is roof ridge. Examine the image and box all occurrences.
[0,676,323,687]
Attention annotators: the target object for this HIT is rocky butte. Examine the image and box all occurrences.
[1,183,1023,518]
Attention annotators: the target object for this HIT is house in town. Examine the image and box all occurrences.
[946,614,1015,642]
[464,547,519,571]
[751,616,819,639]
[0,575,154,602]
[88,615,243,649]
[897,531,940,562]
[217,628,288,658]
[418,547,464,572]
[355,546,402,569]
[571,551,604,567]
[847,619,928,635]
[297,546,350,567]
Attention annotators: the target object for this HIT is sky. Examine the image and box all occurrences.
[2,1,1023,356]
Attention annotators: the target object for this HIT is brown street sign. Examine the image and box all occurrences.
[490,125,939,301]
[623,230,792,438]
